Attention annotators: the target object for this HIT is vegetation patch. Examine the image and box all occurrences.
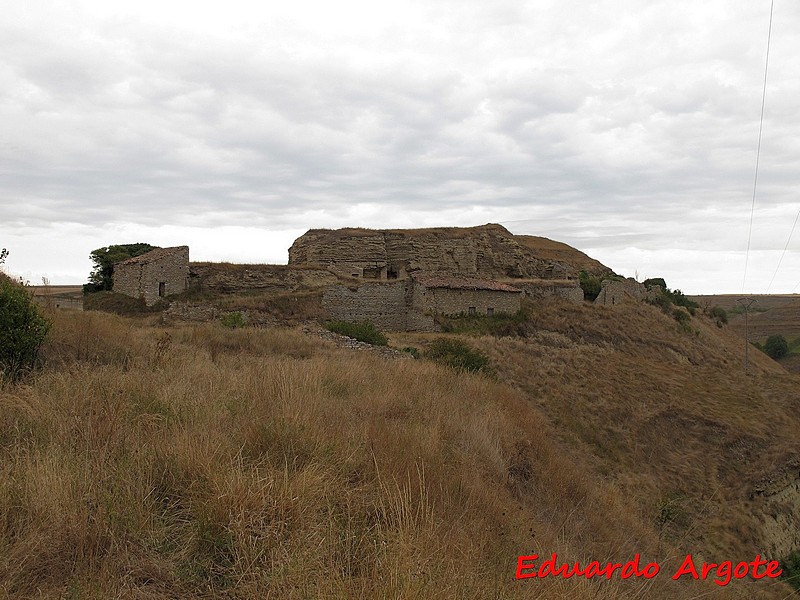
[763,334,789,360]
[220,311,245,329]
[579,270,603,301]
[780,552,800,592]
[324,320,388,346]
[645,278,699,322]
[424,338,490,373]
[437,309,529,337]
[0,273,51,381]
[706,305,728,326]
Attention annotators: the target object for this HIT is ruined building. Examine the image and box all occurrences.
[111,225,600,329]
[113,246,189,306]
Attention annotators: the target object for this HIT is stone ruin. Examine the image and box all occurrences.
[110,225,610,329]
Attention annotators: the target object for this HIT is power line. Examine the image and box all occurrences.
[765,208,799,293]
[742,0,774,294]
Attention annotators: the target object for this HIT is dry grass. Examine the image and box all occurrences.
[0,308,795,598]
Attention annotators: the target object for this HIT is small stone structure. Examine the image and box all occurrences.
[594,278,647,306]
[411,273,522,317]
[114,246,189,306]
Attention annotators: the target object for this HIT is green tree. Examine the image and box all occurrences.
[84,243,156,294]
[1,267,51,381]
[764,335,789,360]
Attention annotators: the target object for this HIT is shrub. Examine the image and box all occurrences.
[0,275,51,380]
[425,338,490,373]
[764,335,789,360]
[667,288,699,311]
[672,308,690,324]
[401,346,420,359]
[707,305,728,325]
[781,552,800,592]
[642,277,667,290]
[578,271,602,302]
[220,311,246,329]
[325,320,388,346]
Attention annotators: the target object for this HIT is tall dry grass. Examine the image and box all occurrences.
[0,309,791,598]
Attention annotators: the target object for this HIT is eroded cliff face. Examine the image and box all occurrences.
[288,223,589,280]
[752,465,800,559]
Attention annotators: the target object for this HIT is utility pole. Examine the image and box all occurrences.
[736,297,758,373]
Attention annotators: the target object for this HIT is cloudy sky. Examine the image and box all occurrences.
[1,0,799,293]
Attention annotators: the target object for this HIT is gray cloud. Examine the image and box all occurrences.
[2,0,800,292]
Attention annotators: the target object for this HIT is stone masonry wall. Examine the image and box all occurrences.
[322,281,411,331]
[416,286,522,316]
[114,246,189,306]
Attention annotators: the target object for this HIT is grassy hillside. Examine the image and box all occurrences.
[0,302,797,598]
[516,235,612,276]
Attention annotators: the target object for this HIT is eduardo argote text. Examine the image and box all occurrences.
[516,553,782,587]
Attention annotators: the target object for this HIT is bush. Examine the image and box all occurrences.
[764,335,789,360]
[672,308,690,324]
[707,305,728,326]
[401,346,420,359]
[325,320,388,346]
[642,277,667,290]
[220,311,246,329]
[781,552,800,592]
[579,271,602,302]
[0,275,51,381]
[425,338,490,373]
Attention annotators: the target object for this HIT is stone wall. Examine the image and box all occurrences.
[189,263,338,293]
[32,294,83,311]
[415,286,522,316]
[114,246,189,306]
[322,281,412,331]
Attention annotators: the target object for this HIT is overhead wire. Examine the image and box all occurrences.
[741,0,774,294]
[765,208,799,293]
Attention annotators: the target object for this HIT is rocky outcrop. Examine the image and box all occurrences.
[288,224,573,281]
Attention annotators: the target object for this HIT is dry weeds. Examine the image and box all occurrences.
[0,307,795,599]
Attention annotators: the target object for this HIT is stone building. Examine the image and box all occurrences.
[410,273,522,317]
[594,278,647,306]
[113,246,189,306]
[322,273,523,332]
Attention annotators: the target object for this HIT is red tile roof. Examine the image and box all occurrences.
[412,273,522,293]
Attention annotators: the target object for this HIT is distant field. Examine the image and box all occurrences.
[30,285,84,298]
[692,294,800,373]
[691,294,800,340]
